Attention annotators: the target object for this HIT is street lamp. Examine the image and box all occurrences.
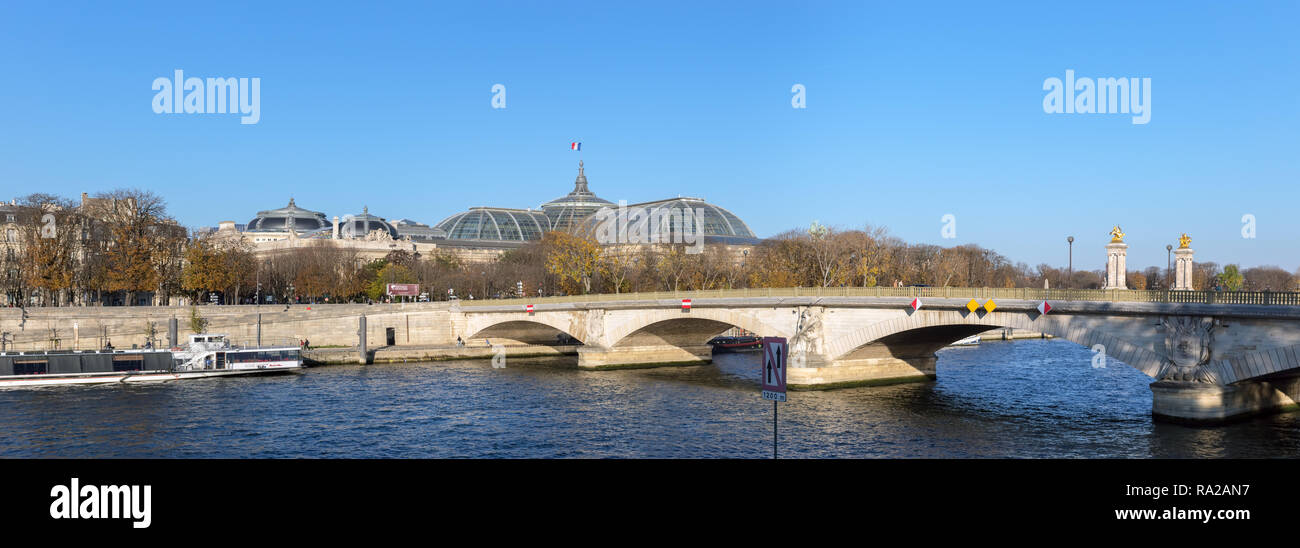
[1067,236,1074,289]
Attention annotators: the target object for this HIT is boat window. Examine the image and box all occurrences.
[13,359,48,375]
[112,355,145,372]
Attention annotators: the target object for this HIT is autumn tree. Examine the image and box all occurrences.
[544,231,600,294]
[366,262,416,301]
[15,194,78,306]
[94,189,180,305]
[1242,266,1295,291]
[1217,264,1245,291]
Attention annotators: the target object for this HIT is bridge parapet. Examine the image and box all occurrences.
[458,286,1300,308]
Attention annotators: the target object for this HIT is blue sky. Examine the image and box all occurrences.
[1,1,1296,272]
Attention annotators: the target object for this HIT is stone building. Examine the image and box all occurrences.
[218,161,759,264]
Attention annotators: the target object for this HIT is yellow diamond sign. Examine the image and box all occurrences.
[966,299,980,313]
[984,299,997,313]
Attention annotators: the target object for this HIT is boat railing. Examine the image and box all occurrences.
[221,338,306,351]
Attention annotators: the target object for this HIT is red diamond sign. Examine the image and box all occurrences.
[910,298,922,311]
[681,299,692,311]
[1037,301,1052,315]
[525,304,534,313]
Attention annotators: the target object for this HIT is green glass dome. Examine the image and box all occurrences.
[539,160,612,233]
[433,207,552,242]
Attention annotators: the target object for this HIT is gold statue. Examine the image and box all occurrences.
[1178,233,1191,249]
[1109,225,1125,243]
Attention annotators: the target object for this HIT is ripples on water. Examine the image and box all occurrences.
[2,339,1298,458]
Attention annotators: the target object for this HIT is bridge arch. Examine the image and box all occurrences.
[462,314,586,346]
[602,307,789,349]
[823,309,1166,378]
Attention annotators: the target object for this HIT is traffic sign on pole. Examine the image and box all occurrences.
[761,336,788,459]
[761,337,787,402]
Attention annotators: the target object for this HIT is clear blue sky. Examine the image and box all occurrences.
[1,1,1296,272]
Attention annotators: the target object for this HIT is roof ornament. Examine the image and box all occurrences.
[573,160,589,194]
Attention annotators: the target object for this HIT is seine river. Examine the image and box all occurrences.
[3,339,1299,458]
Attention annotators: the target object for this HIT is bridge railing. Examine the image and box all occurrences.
[462,287,1300,307]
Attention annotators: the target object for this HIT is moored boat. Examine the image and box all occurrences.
[707,335,762,352]
[0,334,302,388]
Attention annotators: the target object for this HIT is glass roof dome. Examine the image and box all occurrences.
[339,206,400,239]
[583,197,758,244]
[246,198,330,233]
[433,207,552,242]
[540,160,613,233]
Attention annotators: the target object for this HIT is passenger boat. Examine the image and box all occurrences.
[0,334,302,388]
[707,335,762,352]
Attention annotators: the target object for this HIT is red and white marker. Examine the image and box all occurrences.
[681,298,692,310]
[525,304,534,313]
[910,298,923,311]
[1036,301,1052,315]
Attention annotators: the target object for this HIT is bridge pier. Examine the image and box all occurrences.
[788,356,937,390]
[1150,377,1300,424]
[576,344,713,370]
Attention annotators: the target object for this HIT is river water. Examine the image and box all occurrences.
[3,339,1298,458]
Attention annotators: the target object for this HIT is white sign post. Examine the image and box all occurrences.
[761,337,788,458]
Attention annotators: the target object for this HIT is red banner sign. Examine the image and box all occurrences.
[386,283,420,297]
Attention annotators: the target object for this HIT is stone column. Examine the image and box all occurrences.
[1104,242,1128,289]
[332,216,340,240]
[1174,247,1194,290]
[358,315,368,365]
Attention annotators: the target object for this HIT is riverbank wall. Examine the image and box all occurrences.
[303,344,580,365]
[0,303,470,351]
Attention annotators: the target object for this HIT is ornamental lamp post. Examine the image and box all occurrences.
[1067,236,1074,289]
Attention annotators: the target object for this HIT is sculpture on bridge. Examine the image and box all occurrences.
[1109,225,1125,243]
[1178,233,1191,249]
[1155,316,1218,383]
[789,306,824,367]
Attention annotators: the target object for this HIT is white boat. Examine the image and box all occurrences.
[949,335,981,346]
[0,334,302,388]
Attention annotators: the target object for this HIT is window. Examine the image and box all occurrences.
[112,355,144,372]
[14,359,47,375]
[4,229,14,243]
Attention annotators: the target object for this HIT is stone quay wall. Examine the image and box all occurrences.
[0,303,472,352]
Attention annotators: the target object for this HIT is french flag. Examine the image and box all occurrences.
[571,142,581,151]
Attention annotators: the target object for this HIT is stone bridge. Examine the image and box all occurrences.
[456,295,1300,424]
